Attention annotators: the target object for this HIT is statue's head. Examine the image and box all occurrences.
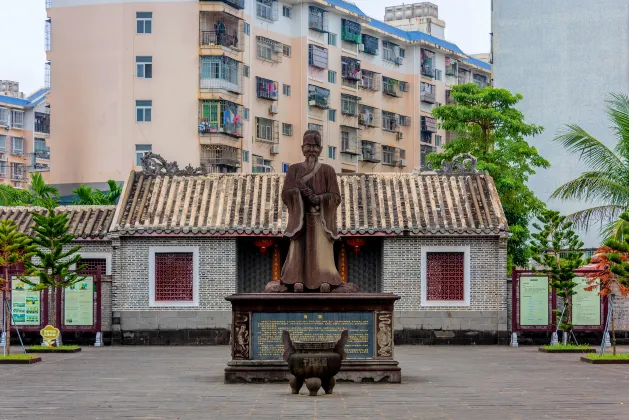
[302,130,322,161]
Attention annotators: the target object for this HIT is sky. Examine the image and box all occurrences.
[0,0,490,96]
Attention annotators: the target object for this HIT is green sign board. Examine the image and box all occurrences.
[572,277,601,327]
[519,276,550,326]
[11,277,41,326]
[64,277,94,326]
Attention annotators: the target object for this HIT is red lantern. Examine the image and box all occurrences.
[345,238,366,255]
[254,239,275,255]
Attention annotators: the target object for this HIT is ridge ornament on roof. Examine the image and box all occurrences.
[140,152,209,176]
[419,153,478,175]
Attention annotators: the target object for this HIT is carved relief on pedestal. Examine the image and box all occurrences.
[232,312,250,360]
[375,312,393,358]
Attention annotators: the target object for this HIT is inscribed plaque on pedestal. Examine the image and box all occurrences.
[572,277,600,327]
[64,277,94,326]
[519,276,549,326]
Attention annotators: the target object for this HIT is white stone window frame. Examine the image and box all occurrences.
[420,245,471,307]
[149,246,200,308]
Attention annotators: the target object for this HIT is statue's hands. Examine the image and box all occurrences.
[301,187,314,197]
[309,195,320,205]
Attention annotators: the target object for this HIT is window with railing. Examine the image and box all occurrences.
[11,163,24,180]
[421,131,432,144]
[34,138,50,159]
[201,144,241,172]
[382,146,395,165]
[11,110,24,129]
[200,12,244,51]
[308,44,328,69]
[421,116,437,133]
[308,6,328,32]
[361,140,381,163]
[421,82,436,104]
[382,41,403,65]
[256,36,283,63]
[199,99,244,138]
[399,115,411,127]
[341,56,361,80]
[308,85,330,109]
[445,56,458,76]
[11,137,24,154]
[421,48,435,78]
[0,108,8,126]
[360,69,380,91]
[0,162,6,178]
[382,111,399,132]
[458,68,471,85]
[341,127,359,155]
[256,0,278,21]
[361,34,379,55]
[256,77,279,101]
[35,112,50,134]
[256,117,278,142]
[341,19,361,44]
[446,90,455,105]
[341,94,360,116]
[308,123,323,141]
[0,135,5,152]
[252,155,273,173]
[45,61,51,88]
[45,18,51,52]
[382,77,408,97]
[473,73,489,88]
[359,105,379,127]
[200,56,241,93]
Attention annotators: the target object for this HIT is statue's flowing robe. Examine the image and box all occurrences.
[281,162,342,290]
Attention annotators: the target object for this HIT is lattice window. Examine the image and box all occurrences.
[80,259,106,275]
[426,252,464,301]
[154,253,194,302]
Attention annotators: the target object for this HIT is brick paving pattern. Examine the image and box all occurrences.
[1,345,628,419]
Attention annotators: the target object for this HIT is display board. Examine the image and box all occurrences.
[63,276,94,326]
[571,276,605,331]
[513,273,555,332]
[10,277,42,326]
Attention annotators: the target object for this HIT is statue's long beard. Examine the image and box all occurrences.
[305,155,317,170]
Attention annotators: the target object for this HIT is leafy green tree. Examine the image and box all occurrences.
[25,205,85,335]
[551,93,629,239]
[530,210,585,343]
[0,221,37,355]
[72,180,122,205]
[28,172,59,207]
[428,84,549,267]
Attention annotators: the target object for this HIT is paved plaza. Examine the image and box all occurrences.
[1,345,628,420]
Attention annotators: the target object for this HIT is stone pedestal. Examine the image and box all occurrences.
[224,293,401,384]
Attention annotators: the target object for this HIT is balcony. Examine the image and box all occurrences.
[446,90,455,105]
[361,34,379,56]
[35,112,50,134]
[445,56,458,77]
[458,69,471,85]
[256,36,283,64]
[421,116,437,133]
[201,144,241,173]
[359,105,380,128]
[200,12,244,52]
[420,144,436,170]
[257,77,279,101]
[473,74,489,88]
[360,70,381,92]
[382,41,404,65]
[421,82,436,104]
[341,19,361,44]
[341,94,360,117]
[199,99,244,139]
[341,56,361,81]
[308,44,328,69]
[382,111,399,132]
[360,140,381,163]
[199,0,245,11]
[309,6,328,32]
[200,55,243,95]
[308,85,330,109]
[256,0,278,22]
[382,77,407,98]
[421,48,435,78]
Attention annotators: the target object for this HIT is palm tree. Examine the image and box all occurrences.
[28,172,59,207]
[551,93,629,238]
[72,181,122,205]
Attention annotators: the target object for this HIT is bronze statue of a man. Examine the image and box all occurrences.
[280,130,342,292]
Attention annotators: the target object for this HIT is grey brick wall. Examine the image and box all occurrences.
[113,236,237,312]
[382,236,508,333]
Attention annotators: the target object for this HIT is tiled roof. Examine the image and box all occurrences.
[0,88,50,108]
[0,206,116,240]
[325,0,368,18]
[0,95,30,107]
[112,172,508,236]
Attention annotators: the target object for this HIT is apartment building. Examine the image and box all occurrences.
[0,81,51,188]
[46,0,490,191]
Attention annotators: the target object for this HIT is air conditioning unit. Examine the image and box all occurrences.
[395,57,404,65]
[396,132,403,140]
[273,43,283,53]
[271,144,280,154]
[269,104,279,114]
[358,43,365,52]
[308,100,316,106]
[400,159,407,167]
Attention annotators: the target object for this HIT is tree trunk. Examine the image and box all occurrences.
[4,267,10,356]
[50,286,57,346]
[612,303,616,356]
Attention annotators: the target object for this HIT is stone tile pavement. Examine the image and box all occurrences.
[1,345,628,420]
